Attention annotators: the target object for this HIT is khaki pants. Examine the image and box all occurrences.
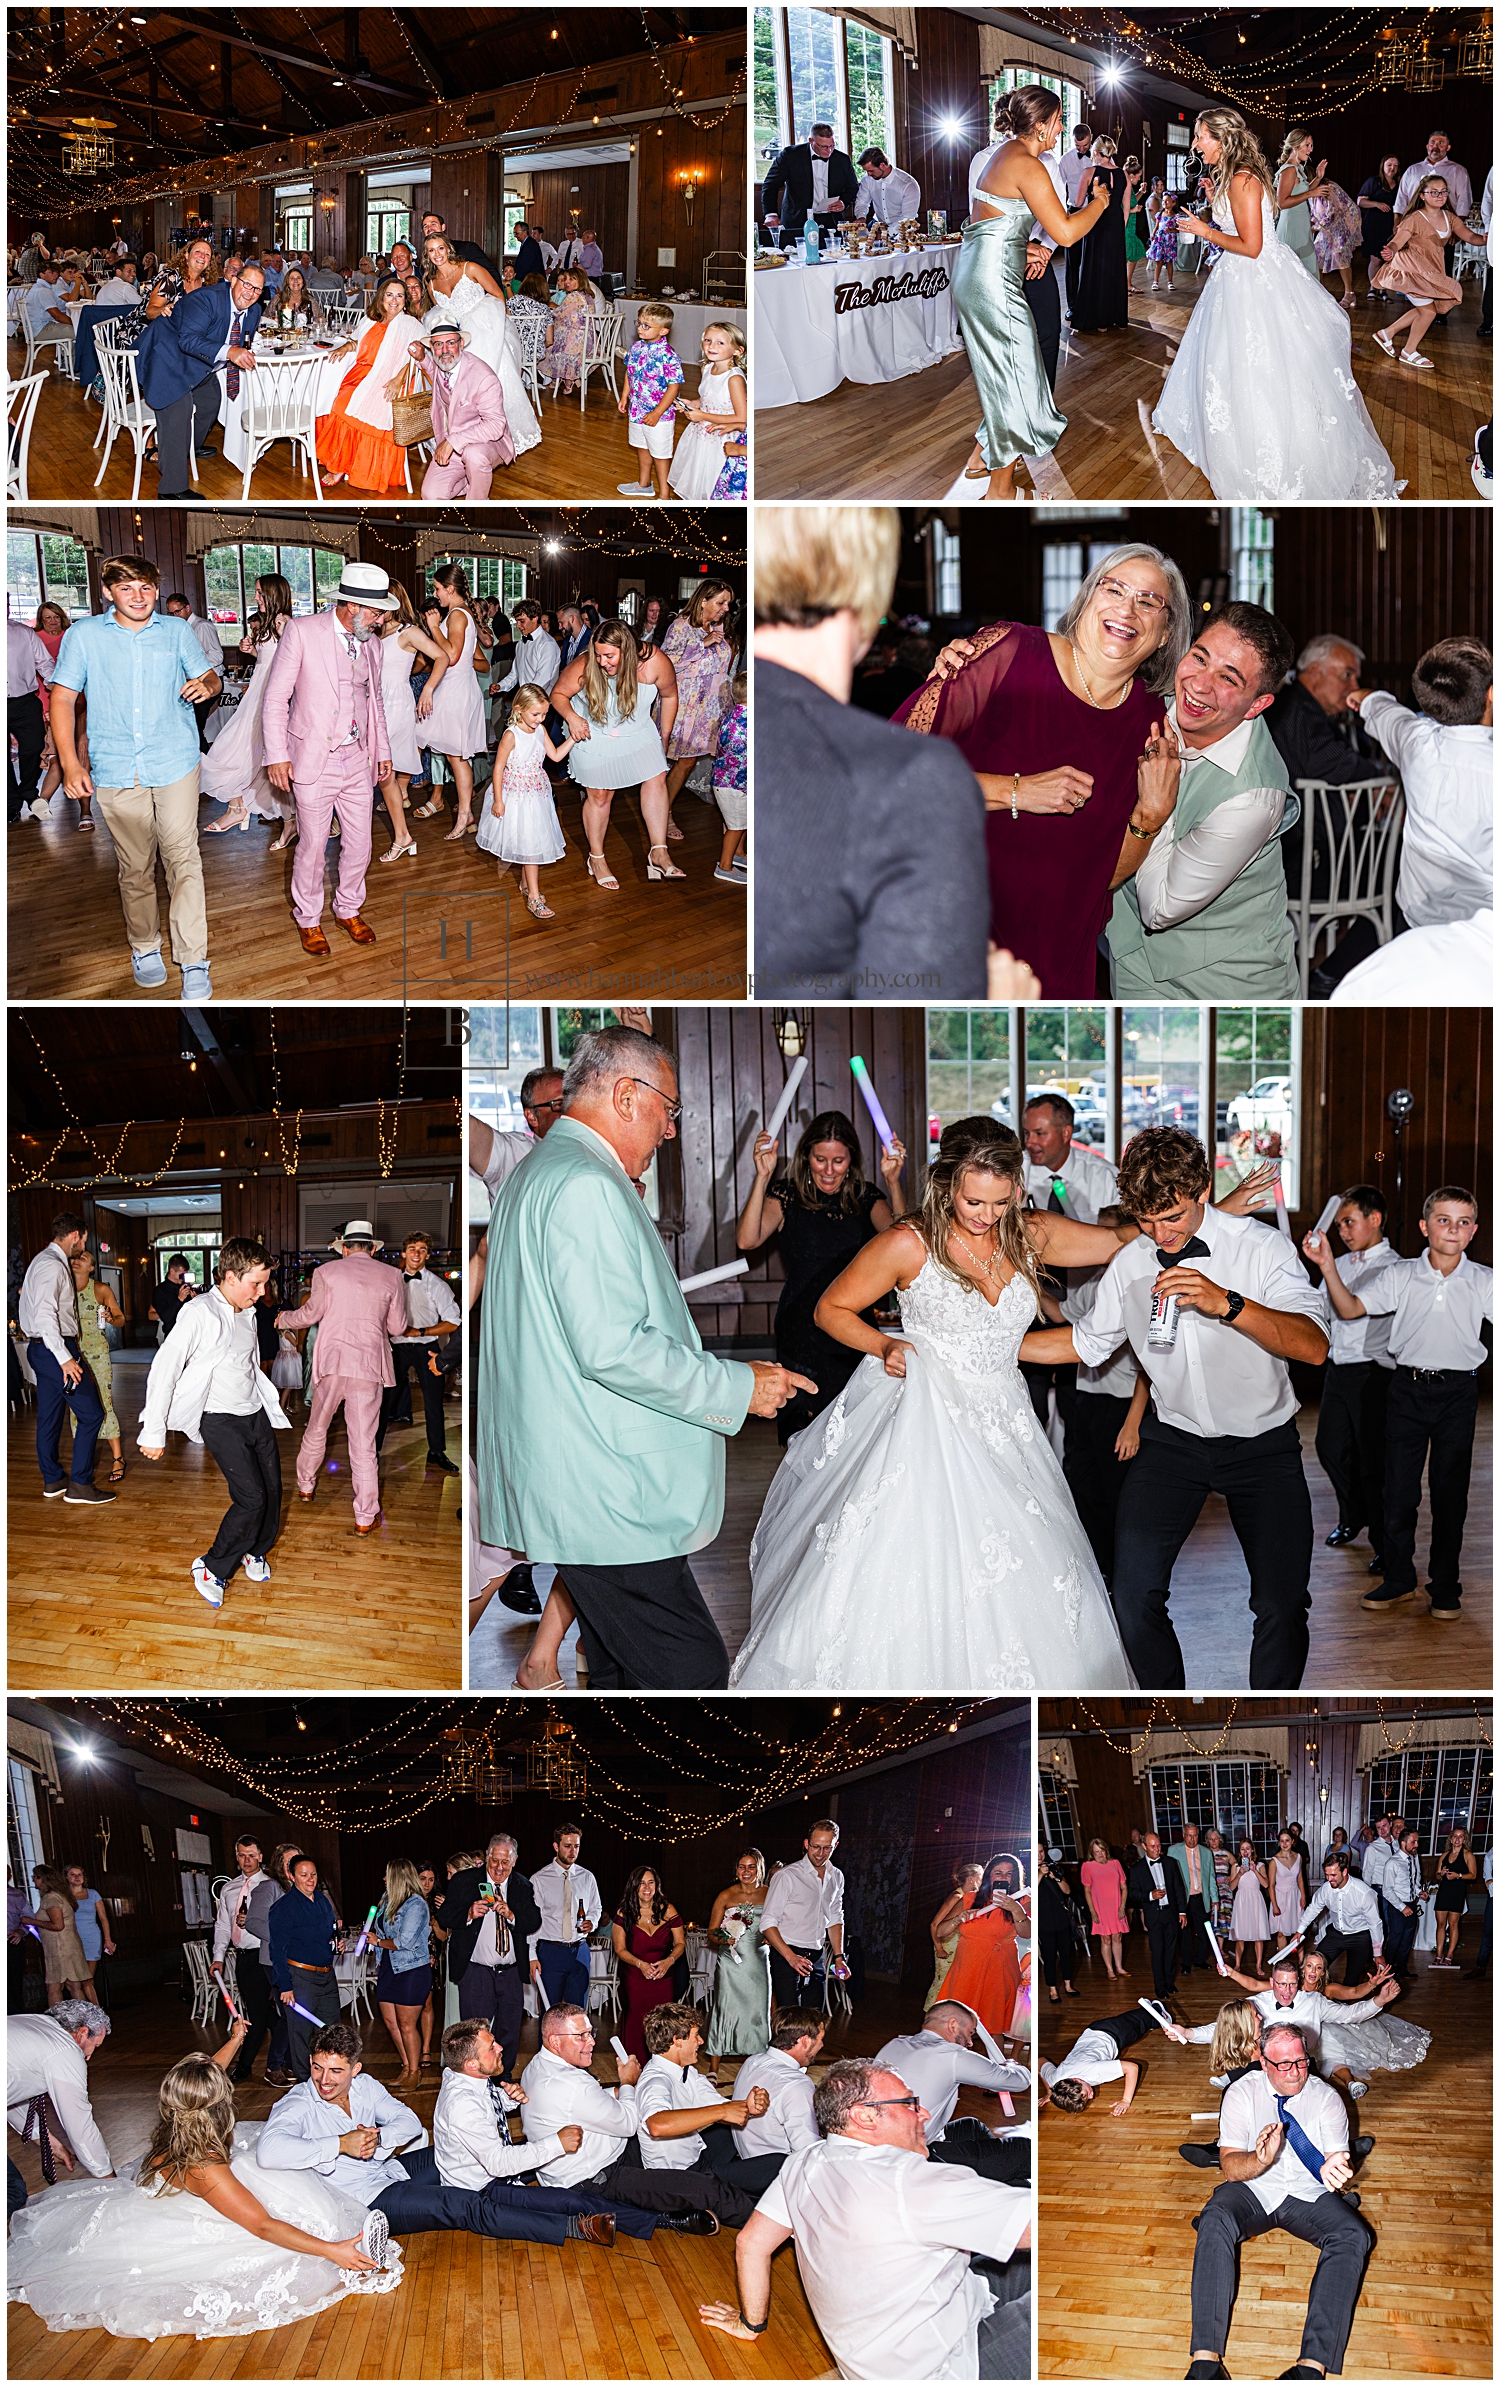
[94,768,207,965]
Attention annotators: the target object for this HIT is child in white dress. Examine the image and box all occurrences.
[477,682,575,919]
[668,321,748,501]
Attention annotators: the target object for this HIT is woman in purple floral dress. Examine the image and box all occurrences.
[659,580,735,838]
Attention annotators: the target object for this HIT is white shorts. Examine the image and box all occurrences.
[630,414,676,459]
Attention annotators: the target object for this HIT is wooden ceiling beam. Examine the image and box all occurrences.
[141,9,429,104]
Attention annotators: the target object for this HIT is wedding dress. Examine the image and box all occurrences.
[730,1258,1138,1691]
[1316,2003,1431,2083]
[200,629,292,825]
[426,274,542,456]
[6,2122,404,2341]
[1152,184,1399,499]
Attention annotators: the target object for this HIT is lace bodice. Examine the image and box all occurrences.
[896,1256,1035,1382]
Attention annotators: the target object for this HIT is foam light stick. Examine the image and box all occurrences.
[763,1054,808,1146]
[1205,1921,1230,1977]
[610,2035,630,2069]
[849,1055,897,1154]
[1313,1195,1342,1242]
[352,1902,380,1960]
[1273,1170,1290,1238]
[1138,1995,1175,2030]
[289,1998,325,2026]
[679,1256,750,1295]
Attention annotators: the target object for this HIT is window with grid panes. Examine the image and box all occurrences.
[1149,1761,1282,1852]
[1365,1745,1491,1852]
[1038,1771,1078,1863]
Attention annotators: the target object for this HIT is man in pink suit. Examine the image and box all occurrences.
[418,321,514,500]
[261,561,394,959]
[275,1220,408,1533]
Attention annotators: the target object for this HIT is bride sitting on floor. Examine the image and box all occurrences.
[7,2017,399,2342]
[729,1133,1140,1693]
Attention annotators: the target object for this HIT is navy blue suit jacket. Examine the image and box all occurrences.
[136,281,263,410]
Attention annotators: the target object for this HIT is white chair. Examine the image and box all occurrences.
[1289,775,1406,997]
[347,1946,379,2023]
[7,371,46,501]
[6,286,25,337]
[327,298,363,332]
[22,305,74,382]
[578,308,623,408]
[239,351,323,498]
[92,341,198,501]
[515,314,548,404]
[586,1943,620,2025]
[90,317,124,451]
[183,1939,215,2027]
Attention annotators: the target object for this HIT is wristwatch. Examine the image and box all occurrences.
[1221,1289,1246,1326]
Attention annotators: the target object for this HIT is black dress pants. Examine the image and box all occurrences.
[1313,1924,1374,1986]
[1063,1391,1135,1583]
[561,1558,730,1688]
[1180,1893,1212,1973]
[456,1959,526,2079]
[154,370,220,495]
[283,1968,341,2078]
[1142,1907,1180,2000]
[1381,1368,1479,1599]
[1190,2181,1373,2374]
[931,2116,1031,2186]
[1024,256,1062,388]
[1038,1923,1075,1990]
[373,2144,662,2243]
[378,1340,450,1458]
[698,2122,786,2200]
[1381,1896,1419,1979]
[768,1941,826,2014]
[230,1950,276,2079]
[1020,1358,1076,1438]
[1314,1360,1390,1543]
[592,2146,756,2226]
[199,1408,283,1579]
[9,692,46,819]
[1111,1413,1313,1689]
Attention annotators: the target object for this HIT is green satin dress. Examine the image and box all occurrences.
[1276,172,1318,275]
[954,196,1068,472]
[706,1900,772,2058]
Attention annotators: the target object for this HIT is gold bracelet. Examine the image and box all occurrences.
[1125,817,1154,842]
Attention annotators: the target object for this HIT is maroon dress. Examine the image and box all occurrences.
[892,622,1160,996]
[618,1914,679,2061]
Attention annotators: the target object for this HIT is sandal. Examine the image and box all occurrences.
[268,826,298,852]
[411,797,445,819]
[647,843,686,881]
[443,817,472,841]
[380,838,418,862]
[203,807,250,834]
[585,853,619,890]
[512,1673,566,1691]
[665,819,685,840]
[109,1458,126,1483]
[525,892,554,919]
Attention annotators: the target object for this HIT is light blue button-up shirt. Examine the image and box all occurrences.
[51,608,209,792]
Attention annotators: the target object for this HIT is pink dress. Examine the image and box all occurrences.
[1081,1857,1128,1937]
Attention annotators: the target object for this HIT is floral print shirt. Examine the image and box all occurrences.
[627,338,684,422]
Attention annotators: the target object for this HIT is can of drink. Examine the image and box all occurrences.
[1147,1286,1179,1350]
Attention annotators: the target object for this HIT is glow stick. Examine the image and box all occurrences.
[1205,1921,1230,1977]
[1313,1196,1341,1241]
[352,1902,380,1960]
[1275,1929,1305,1958]
[220,1982,244,2023]
[998,2091,1017,2118]
[289,1998,325,2026]
[609,2035,630,2068]
[1138,1995,1175,2030]
[1273,1172,1290,1238]
[763,1055,808,1146]
[25,1924,42,1941]
[1190,2110,1221,2122]
[849,1055,897,1153]
[678,1257,749,1294]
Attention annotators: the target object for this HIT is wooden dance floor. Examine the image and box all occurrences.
[493,1402,1495,1692]
[6,1983,980,2378]
[1038,1947,1492,2377]
[8,1357,462,1689]
[7,339,689,504]
[755,268,1491,502]
[6,783,745,1002]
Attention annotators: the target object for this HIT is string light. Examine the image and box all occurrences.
[1025,7,1470,123]
[1073,1698,1239,1757]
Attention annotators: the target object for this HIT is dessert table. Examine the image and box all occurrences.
[755,243,962,409]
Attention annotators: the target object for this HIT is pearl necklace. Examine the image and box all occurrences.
[1069,638,1134,713]
[951,1228,1002,1281]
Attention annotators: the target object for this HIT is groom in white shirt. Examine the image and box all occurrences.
[1021,1126,1328,1688]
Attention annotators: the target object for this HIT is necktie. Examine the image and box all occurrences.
[225,310,245,397]
[1155,1235,1210,1266]
[23,2097,56,2184]
[1047,1180,1066,1215]
[1275,2093,1328,2186]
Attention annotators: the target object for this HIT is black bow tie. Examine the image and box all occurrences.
[1156,1235,1210,1266]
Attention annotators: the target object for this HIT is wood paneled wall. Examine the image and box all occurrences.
[663,1006,928,1348]
[891,10,983,228]
[1273,508,1493,698]
[94,508,206,613]
[526,164,629,273]
[897,1722,1030,1991]
[1304,1008,1491,1262]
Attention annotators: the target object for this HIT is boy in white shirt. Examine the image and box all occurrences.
[1300,1185,1397,1574]
[636,2002,783,2197]
[1356,636,1492,928]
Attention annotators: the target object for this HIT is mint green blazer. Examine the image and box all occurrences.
[477,1116,755,1564]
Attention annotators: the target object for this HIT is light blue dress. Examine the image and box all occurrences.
[565,675,668,790]
[1276,170,1318,274]
[707,1900,772,2057]
[953,194,1068,471]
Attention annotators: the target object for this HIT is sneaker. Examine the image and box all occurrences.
[132,947,168,989]
[181,961,213,998]
[192,1557,226,1608]
[63,1481,116,1504]
[42,1481,66,1498]
[358,2208,391,2268]
[1429,1594,1462,1619]
[655,2209,719,2235]
[1360,1581,1415,1610]
[616,481,655,496]
[242,1554,272,1582]
[713,864,745,884]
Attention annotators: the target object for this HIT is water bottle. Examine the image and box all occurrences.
[804,215,821,267]
[1147,1286,1179,1350]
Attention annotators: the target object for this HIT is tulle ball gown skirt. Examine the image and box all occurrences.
[1152,235,1399,499]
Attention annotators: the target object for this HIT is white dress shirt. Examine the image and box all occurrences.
[636,2054,725,2168]
[1357,1836,1394,1900]
[94,274,139,305]
[1023,1140,1118,1223]
[398,1264,461,1340]
[1133,704,1288,930]
[1071,1202,1327,1438]
[181,611,224,669]
[1039,2023,1127,2090]
[211,1868,267,1964]
[7,2014,113,2177]
[254,2074,427,2204]
[481,1126,538,1198]
[18,1241,81,1366]
[1248,1985,1383,2056]
[855,167,921,225]
[433,2067,562,2189]
[1395,156,1473,217]
[1359,693,1492,928]
[1360,1250,1493,1370]
[201,1286,264,1415]
[499,627,562,696]
[810,153,831,211]
[1218,2068,1348,2212]
[1381,1848,1424,1911]
[731,2047,820,2157]
[1328,910,1493,1005]
[528,1858,602,1958]
[519,2044,638,2186]
[9,621,55,700]
[140,1283,288,1446]
[1298,1875,1384,1956]
[760,1855,845,1951]
[1322,1239,1397,1366]
[1061,1275,1139,1397]
[470,1865,523,1969]
[876,2030,1029,2143]
[1060,147,1097,207]
[756,2135,1029,2380]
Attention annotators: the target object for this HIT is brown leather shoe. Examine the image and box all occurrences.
[355,1514,381,1534]
[299,924,331,957]
[337,912,377,945]
[570,2212,616,2247]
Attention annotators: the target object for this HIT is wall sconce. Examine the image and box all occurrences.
[677,167,705,222]
[774,1008,808,1058]
[318,192,337,215]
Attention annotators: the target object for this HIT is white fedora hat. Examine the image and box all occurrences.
[334,562,398,612]
[339,1218,379,1241]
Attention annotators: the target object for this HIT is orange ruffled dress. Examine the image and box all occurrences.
[938,1895,1024,2036]
[316,315,411,492]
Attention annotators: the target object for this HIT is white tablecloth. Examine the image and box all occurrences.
[216,339,349,470]
[755,244,962,408]
[611,297,745,361]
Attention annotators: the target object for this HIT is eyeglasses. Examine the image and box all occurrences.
[526,1095,566,1115]
[854,2093,923,2113]
[1095,576,1169,617]
[627,1077,683,1124]
[1264,2053,1309,2072]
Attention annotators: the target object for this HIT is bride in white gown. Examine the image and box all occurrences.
[1153,107,1399,500]
[200,572,296,842]
[421,235,542,456]
[8,2027,400,2342]
[730,1139,1139,1692]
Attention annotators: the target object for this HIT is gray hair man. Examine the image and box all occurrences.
[8,2000,114,2192]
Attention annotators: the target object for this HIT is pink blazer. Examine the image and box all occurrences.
[261,608,391,784]
[275,1252,408,1387]
[431,351,514,461]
